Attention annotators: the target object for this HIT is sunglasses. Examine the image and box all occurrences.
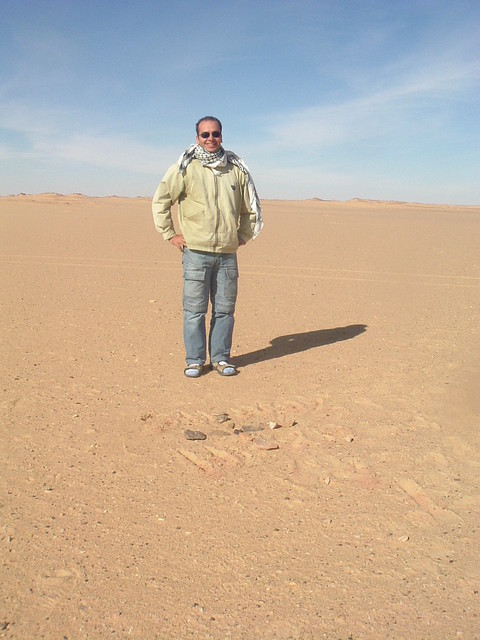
[199,131,222,139]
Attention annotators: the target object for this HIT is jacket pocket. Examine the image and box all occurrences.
[181,203,205,220]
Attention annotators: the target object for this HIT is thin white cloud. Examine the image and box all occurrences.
[0,99,176,174]
[35,133,175,174]
[262,40,479,151]
[0,100,62,137]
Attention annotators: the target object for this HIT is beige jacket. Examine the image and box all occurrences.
[152,160,257,253]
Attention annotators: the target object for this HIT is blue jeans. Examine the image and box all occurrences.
[182,248,239,365]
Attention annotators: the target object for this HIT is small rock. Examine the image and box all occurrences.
[324,477,331,485]
[269,421,281,429]
[209,430,231,437]
[397,535,409,542]
[216,414,230,424]
[184,430,207,441]
[345,435,355,443]
[242,425,264,433]
[253,437,279,450]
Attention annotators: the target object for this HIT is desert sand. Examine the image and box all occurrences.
[1,194,479,639]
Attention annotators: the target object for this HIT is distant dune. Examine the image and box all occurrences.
[2,192,478,209]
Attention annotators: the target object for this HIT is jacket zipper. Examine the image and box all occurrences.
[213,172,220,248]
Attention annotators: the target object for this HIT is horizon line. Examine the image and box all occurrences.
[1,192,479,209]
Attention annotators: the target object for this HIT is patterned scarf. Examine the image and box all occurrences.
[177,144,263,239]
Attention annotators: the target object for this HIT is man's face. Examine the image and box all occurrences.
[196,120,223,154]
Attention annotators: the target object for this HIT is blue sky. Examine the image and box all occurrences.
[1,0,479,204]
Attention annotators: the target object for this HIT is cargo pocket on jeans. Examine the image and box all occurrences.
[219,267,238,313]
[183,267,208,313]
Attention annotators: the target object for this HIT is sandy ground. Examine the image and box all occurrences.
[1,194,479,639]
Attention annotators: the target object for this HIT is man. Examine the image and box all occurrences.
[152,116,263,378]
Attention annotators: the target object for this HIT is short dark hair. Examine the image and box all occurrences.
[196,116,222,135]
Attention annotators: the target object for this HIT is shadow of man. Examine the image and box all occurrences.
[233,324,367,368]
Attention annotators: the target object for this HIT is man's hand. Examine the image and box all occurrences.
[169,235,187,252]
